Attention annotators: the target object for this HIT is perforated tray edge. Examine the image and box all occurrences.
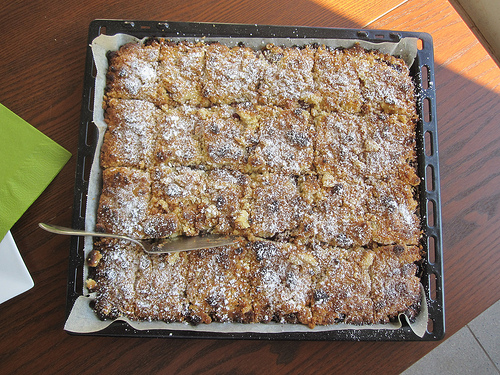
[67,19,445,341]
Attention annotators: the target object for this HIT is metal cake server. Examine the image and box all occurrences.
[39,223,237,253]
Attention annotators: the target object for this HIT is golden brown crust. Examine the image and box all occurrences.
[86,250,102,267]
[93,40,423,327]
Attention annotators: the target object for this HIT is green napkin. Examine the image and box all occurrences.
[0,103,72,240]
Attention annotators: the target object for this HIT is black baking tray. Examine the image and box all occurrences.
[68,19,444,340]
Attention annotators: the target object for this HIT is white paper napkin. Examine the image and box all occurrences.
[0,231,34,304]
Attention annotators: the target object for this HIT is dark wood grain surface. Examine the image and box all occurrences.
[1,0,499,374]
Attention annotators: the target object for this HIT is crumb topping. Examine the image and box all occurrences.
[92,40,422,327]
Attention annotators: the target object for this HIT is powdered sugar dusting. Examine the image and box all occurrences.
[94,39,422,327]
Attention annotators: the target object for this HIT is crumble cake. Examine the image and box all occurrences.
[88,39,423,328]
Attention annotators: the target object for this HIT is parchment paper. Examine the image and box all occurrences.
[65,33,428,338]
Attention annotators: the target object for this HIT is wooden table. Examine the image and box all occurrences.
[1,0,499,373]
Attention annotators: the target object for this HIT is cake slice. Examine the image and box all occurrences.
[105,40,163,105]
[367,179,421,245]
[259,44,317,108]
[96,167,151,238]
[249,173,305,238]
[370,244,422,323]
[92,239,143,320]
[248,106,315,174]
[349,45,417,117]
[196,105,255,170]
[101,99,160,169]
[158,41,207,106]
[313,46,363,113]
[311,244,374,325]
[203,43,265,105]
[185,241,254,323]
[154,106,204,167]
[297,174,373,248]
[248,240,315,326]
[134,250,190,322]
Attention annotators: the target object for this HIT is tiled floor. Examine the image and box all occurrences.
[402,299,500,374]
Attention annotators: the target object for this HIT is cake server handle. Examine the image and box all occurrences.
[38,223,237,253]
